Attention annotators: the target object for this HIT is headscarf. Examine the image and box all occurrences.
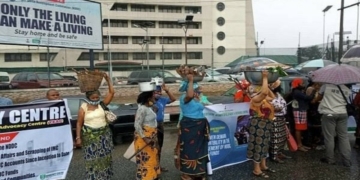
[235,79,250,90]
[179,81,199,92]
[291,78,303,89]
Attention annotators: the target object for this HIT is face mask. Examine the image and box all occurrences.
[85,98,100,105]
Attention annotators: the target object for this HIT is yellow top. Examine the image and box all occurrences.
[81,103,107,128]
[250,99,275,120]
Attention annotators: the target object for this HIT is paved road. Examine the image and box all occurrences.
[66,128,360,180]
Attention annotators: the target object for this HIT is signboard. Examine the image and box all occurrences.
[0,100,73,180]
[0,0,103,49]
[204,103,250,170]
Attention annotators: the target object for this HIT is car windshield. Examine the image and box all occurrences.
[37,73,64,80]
[206,70,223,76]
[0,76,9,82]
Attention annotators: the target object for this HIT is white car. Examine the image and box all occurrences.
[214,67,245,81]
[203,70,231,82]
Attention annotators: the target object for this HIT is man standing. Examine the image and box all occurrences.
[317,84,352,167]
[46,89,61,100]
[154,83,176,172]
[0,97,13,106]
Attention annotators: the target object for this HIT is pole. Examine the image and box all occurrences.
[64,48,67,71]
[89,49,94,70]
[141,44,144,70]
[47,46,50,87]
[146,28,150,70]
[323,12,326,54]
[107,4,113,83]
[357,0,359,43]
[338,0,345,63]
[211,32,214,81]
[256,32,259,57]
[161,34,164,75]
[184,27,188,65]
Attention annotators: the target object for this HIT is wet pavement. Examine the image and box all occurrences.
[66,127,360,180]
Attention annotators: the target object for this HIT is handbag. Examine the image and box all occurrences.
[123,141,136,163]
[100,101,117,123]
[337,86,355,116]
[286,126,298,152]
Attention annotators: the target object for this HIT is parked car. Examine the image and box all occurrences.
[0,71,10,90]
[29,96,138,145]
[10,72,78,89]
[207,75,309,104]
[103,76,128,86]
[214,67,245,80]
[127,70,179,85]
[203,69,231,82]
[61,75,78,81]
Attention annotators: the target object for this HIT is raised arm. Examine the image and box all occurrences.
[251,71,269,104]
[184,74,194,103]
[102,73,115,105]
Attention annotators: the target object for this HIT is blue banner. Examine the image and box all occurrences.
[204,103,250,170]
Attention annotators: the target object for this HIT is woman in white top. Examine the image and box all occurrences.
[134,90,160,180]
[75,73,115,180]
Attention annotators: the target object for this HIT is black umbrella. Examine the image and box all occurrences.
[341,45,360,63]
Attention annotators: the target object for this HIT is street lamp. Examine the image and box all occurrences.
[322,5,332,55]
[255,32,264,57]
[178,15,194,65]
[133,22,154,70]
[138,40,146,70]
[106,3,113,84]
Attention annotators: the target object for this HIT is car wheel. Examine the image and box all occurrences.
[209,80,216,82]
[113,135,123,145]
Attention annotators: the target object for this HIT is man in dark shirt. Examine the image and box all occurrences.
[291,78,315,152]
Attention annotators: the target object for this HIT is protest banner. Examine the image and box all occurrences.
[0,0,102,49]
[0,100,73,180]
[204,103,250,170]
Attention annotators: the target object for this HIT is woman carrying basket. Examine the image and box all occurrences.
[75,73,115,180]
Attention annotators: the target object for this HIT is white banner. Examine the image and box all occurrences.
[0,0,103,49]
[0,100,73,180]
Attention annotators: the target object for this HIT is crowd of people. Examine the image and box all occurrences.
[1,68,360,180]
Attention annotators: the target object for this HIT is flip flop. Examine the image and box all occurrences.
[298,146,308,152]
[253,172,269,178]
[262,168,276,173]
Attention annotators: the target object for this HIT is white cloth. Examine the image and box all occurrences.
[81,103,107,128]
[318,84,350,115]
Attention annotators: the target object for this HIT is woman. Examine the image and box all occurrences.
[306,81,323,149]
[269,80,290,163]
[76,73,115,180]
[178,74,209,180]
[247,71,276,178]
[291,78,315,152]
[134,90,160,180]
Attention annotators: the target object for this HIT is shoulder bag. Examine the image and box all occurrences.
[337,85,355,116]
[100,101,117,123]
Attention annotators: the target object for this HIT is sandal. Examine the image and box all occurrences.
[298,146,308,152]
[271,158,284,164]
[253,172,269,178]
[261,168,276,173]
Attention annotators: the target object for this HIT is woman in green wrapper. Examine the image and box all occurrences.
[75,73,115,180]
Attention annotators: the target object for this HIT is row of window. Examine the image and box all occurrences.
[3,52,203,62]
[111,4,201,14]
[102,20,201,29]
[102,36,202,45]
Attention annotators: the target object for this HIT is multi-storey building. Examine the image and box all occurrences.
[0,0,256,72]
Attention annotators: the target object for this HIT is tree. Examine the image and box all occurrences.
[297,46,322,61]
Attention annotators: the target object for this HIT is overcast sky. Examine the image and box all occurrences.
[252,0,360,48]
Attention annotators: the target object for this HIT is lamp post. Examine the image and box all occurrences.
[255,32,264,57]
[107,4,113,83]
[133,22,154,70]
[178,15,194,65]
[138,40,146,70]
[322,5,332,55]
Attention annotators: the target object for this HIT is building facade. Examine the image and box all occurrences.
[0,0,256,72]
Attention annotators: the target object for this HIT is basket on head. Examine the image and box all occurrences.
[74,69,104,93]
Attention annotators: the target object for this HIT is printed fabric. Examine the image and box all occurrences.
[82,125,114,180]
[134,126,160,180]
[247,116,272,163]
[293,110,307,130]
[269,116,287,160]
[179,117,209,175]
[270,93,287,116]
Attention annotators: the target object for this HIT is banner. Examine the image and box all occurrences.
[0,100,73,180]
[204,103,250,170]
[0,0,103,49]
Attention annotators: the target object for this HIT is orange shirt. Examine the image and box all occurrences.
[234,90,251,102]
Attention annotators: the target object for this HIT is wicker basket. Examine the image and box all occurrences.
[74,69,104,93]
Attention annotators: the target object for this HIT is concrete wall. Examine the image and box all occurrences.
[1,82,234,103]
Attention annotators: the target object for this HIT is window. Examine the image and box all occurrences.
[139,71,148,78]
[133,52,156,60]
[5,53,31,62]
[160,52,173,60]
[187,23,201,29]
[158,6,181,13]
[77,52,100,61]
[161,37,182,44]
[187,52,202,59]
[27,73,36,81]
[39,53,57,61]
[185,6,201,14]
[173,53,182,59]
[102,20,128,28]
[37,73,64,80]
[111,3,127,11]
[131,21,155,28]
[132,36,155,44]
[159,21,182,29]
[131,4,155,12]
[111,36,128,44]
[187,37,202,44]
[17,73,28,81]
[103,53,128,60]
